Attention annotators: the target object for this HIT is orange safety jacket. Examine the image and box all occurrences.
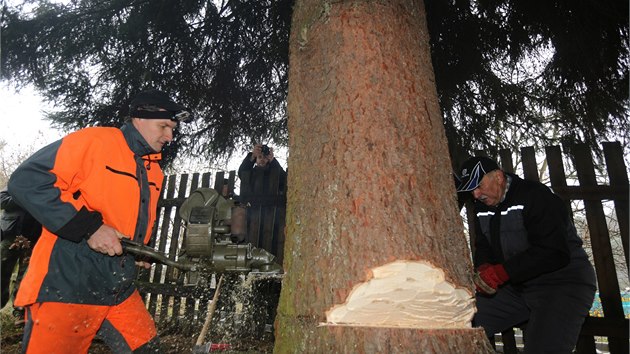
[8,122,164,306]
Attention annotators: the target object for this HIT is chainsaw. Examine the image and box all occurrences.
[121,188,282,284]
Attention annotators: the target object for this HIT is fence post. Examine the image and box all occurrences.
[498,148,514,173]
[602,142,629,272]
[520,146,539,182]
[571,143,626,354]
[149,175,178,318]
[160,173,190,324]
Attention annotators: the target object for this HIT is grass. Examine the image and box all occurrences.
[0,303,23,354]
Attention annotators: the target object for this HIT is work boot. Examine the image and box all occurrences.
[13,306,25,326]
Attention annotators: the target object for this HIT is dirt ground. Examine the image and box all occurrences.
[0,309,274,354]
[1,273,279,353]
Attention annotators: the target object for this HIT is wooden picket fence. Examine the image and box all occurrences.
[465,142,629,354]
[135,168,286,331]
[136,142,628,353]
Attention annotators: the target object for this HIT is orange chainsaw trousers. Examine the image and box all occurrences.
[22,290,158,354]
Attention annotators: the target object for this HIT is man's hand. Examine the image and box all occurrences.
[474,263,509,295]
[135,261,152,269]
[266,147,275,162]
[250,144,263,161]
[86,225,124,256]
[9,235,31,250]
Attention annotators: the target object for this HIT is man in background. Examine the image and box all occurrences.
[1,187,42,325]
[237,143,286,250]
[238,143,286,192]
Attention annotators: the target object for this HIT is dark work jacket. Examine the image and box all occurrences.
[473,173,595,287]
[8,122,164,307]
[0,188,42,242]
[238,153,286,205]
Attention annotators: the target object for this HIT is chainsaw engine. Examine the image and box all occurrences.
[177,188,282,284]
[121,187,282,287]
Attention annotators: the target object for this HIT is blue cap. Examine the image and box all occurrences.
[456,156,499,192]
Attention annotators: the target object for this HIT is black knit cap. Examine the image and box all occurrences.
[129,89,192,122]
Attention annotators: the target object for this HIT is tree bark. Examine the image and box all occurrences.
[276,0,492,352]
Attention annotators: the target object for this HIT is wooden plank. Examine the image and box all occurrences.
[602,142,629,272]
[520,146,539,182]
[500,328,518,354]
[571,144,626,354]
[138,177,168,288]
[545,146,567,189]
[148,175,177,317]
[545,144,599,354]
[157,197,188,208]
[161,174,190,323]
[214,170,225,194]
[498,149,514,174]
[212,170,237,198]
[136,281,215,299]
[227,170,236,197]
[551,185,629,201]
[579,316,630,338]
[182,173,201,321]
[165,174,189,282]
[575,335,597,354]
[201,172,211,188]
[545,145,574,219]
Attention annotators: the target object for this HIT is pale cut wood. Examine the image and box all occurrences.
[325,260,475,329]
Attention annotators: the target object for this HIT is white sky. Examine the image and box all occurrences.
[0,84,287,174]
[0,84,65,153]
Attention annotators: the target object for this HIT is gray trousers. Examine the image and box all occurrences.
[474,269,596,354]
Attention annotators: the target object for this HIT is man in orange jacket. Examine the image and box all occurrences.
[8,89,192,353]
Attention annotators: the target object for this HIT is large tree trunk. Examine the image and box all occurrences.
[275,0,492,352]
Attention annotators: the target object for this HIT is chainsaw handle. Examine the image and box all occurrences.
[120,238,198,271]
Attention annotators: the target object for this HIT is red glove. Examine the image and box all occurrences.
[476,263,491,272]
[474,263,509,295]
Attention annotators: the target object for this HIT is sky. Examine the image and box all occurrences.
[0,84,287,175]
[0,84,65,154]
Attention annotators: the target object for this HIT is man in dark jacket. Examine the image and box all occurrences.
[1,187,42,324]
[457,156,596,353]
[238,143,286,195]
[238,143,287,249]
